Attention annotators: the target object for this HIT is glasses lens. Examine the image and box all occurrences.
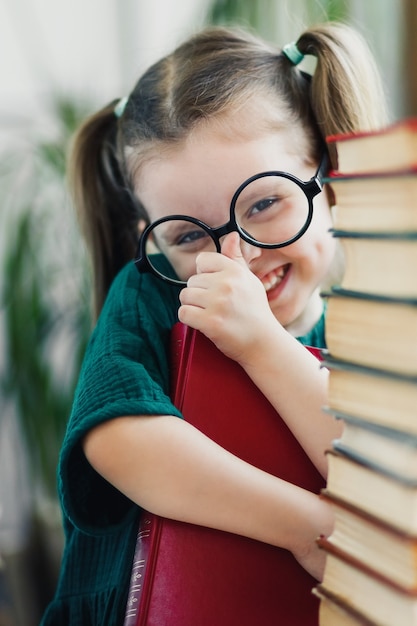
[145,218,218,283]
[233,174,310,246]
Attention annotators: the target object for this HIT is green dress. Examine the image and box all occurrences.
[40,256,326,626]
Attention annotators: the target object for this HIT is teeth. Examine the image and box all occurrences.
[263,275,280,292]
[262,267,286,292]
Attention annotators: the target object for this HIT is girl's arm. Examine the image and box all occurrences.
[178,233,343,478]
[83,413,333,580]
[236,325,341,478]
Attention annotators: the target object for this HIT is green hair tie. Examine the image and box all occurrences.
[114,96,128,118]
[282,42,304,66]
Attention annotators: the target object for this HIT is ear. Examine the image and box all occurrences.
[137,219,148,236]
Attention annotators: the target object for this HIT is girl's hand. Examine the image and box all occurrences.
[291,494,333,581]
[178,232,279,363]
[293,535,328,582]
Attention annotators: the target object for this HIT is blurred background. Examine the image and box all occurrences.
[0,1,412,624]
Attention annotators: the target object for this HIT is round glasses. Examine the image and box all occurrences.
[135,153,328,286]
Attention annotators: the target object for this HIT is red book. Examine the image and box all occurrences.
[326,117,417,176]
[123,322,325,626]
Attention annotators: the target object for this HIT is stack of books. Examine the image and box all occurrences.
[314,119,417,626]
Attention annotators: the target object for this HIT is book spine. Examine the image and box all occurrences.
[169,323,196,407]
[123,324,190,626]
[123,512,155,626]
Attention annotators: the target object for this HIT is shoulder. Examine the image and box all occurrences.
[84,257,182,388]
[103,257,180,325]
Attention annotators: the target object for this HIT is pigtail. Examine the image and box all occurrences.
[295,23,389,166]
[67,102,142,319]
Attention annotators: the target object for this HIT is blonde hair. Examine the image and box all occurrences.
[68,23,388,317]
[297,23,388,158]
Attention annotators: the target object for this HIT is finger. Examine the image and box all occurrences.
[179,286,208,308]
[220,232,247,266]
[195,236,245,275]
[178,303,208,332]
[187,270,226,290]
[195,250,229,275]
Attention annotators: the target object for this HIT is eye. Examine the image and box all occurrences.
[248,197,278,216]
[175,228,210,246]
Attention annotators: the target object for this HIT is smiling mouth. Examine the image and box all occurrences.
[261,265,290,293]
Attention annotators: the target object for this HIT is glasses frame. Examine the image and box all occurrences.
[134,152,328,285]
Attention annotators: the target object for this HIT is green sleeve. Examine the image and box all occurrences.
[59,260,183,534]
[296,301,327,349]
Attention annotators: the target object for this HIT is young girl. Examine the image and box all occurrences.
[41,21,387,625]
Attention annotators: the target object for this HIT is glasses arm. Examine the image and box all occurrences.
[303,152,329,198]
[315,152,329,187]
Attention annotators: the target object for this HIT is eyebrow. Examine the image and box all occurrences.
[237,175,293,200]
[154,221,196,245]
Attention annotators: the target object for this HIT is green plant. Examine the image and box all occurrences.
[207,0,350,36]
[1,97,92,499]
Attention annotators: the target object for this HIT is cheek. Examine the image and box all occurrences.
[162,250,198,282]
[317,230,338,272]
[309,200,335,256]
[309,216,339,286]
[290,211,334,255]
[312,217,337,269]
[315,193,334,230]
[284,204,336,273]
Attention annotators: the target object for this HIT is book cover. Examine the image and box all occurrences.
[322,355,417,434]
[323,288,417,376]
[325,449,417,534]
[330,230,417,298]
[123,323,325,626]
[320,491,417,591]
[326,117,417,175]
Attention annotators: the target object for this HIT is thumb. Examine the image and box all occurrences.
[220,232,247,266]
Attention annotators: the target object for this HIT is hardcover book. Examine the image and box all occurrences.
[325,449,417,535]
[330,411,417,481]
[317,539,417,626]
[326,117,417,175]
[123,322,325,626]
[330,230,417,298]
[323,355,417,435]
[313,585,379,626]
[324,288,417,376]
[325,169,417,233]
[320,492,417,591]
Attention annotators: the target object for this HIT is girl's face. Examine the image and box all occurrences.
[135,122,336,335]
